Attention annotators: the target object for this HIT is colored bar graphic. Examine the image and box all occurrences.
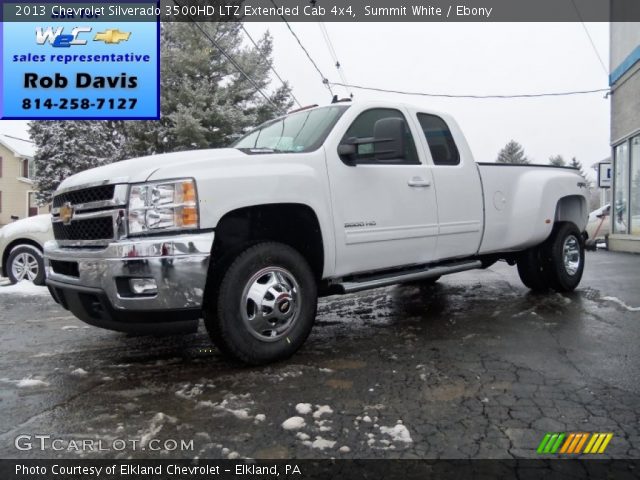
[537,433,552,454]
[560,433,575,454]
[539,432,613,455]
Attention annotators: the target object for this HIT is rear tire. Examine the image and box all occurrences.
[517,222,585,293]
[6,245,45,285]
[517,246,550,292]
[544,223,584,292]
[204,242,317,365]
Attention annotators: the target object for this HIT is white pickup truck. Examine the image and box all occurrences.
[45,101,588,364]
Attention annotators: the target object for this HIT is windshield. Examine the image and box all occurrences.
[233,105,349,153]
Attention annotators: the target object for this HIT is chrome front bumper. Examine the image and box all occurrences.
[44,232,214,334]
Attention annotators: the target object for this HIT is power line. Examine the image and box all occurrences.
[328,82,611,99]
[570,0,609,77]
[318,22,352,98]
[1,134,34,144]
[240,24,302,108]
[172,0,284,114]
[269,0,334,97]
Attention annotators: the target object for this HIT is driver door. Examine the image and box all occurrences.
[326,107,439,276]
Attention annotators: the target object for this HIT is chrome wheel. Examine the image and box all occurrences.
[563,235,581,276]
[240,267,301,342]
[11,251,40,282]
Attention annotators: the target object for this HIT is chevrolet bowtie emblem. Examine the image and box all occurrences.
[94,29,131,44]
[59,203,75,225]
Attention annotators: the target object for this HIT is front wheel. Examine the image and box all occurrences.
[204,242,317,365]
[544,223,585,292]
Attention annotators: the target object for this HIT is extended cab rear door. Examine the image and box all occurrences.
[325,106,439,276]
[411,110,484,260]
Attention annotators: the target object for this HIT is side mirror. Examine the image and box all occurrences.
[337,138,358,166]
[373,118,406,161]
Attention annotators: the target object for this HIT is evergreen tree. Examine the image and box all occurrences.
[569,157,588,180]
[496,140,530,164]
[29,121,124,204]
[124,23,293,157]
[549,154,566,167]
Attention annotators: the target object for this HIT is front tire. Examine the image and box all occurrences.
[7,245,45,285]
[204,242,317,365]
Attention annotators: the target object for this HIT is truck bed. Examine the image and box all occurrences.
[477,163,585,255]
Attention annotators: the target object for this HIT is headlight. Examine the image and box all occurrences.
[128,179,198,235]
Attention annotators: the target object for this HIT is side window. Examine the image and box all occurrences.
[341,108,419,165]
[417,113,460,166]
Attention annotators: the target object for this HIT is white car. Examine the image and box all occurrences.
[45,101,589,364]
[0,215,52,285]
[585,204,610,244]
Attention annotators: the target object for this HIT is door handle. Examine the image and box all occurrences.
[408,177,431,187]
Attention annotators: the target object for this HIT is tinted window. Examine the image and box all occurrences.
[417,113,460,166]
[342,108,419,164]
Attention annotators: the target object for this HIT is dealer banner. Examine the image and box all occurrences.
[0,1,160,119]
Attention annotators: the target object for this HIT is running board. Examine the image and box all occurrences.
[335,260,483,294]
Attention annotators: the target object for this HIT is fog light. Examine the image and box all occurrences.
[129,278,158,295]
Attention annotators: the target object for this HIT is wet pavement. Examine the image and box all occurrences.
[0,250,639,460]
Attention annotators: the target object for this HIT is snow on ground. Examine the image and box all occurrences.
[139,413,177,448]
[312,405,333,418]
[308,436,336,450]
[282,416,306,430]
[0,281,48,295]
[197,393,254,420]
[70,368,88,376]
[602,296,640,312]
[379,423,413,443]
[295,403,312,415]
[0,377,50,388]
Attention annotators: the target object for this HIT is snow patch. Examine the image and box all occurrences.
[254,414,266,423]
[17,378,49,388]
[197,393,253,420]
[380,424,413,443]
[0,281,48,295]
[175,384,203,400]
[295,403,312,415]
[61,325,80,330]
[140,413,177,448]
[70,368,88,376]
[312,405,333,419]
[282,416,306,430]
[310,436,336,450]
[339,446,351,453]
[602,296,640,312]
[296,432,310,441]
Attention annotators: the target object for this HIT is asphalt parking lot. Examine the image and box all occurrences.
[0,250,639,460]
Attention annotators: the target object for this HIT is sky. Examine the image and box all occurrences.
[0,22,611,175]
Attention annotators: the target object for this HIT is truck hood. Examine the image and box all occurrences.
[57,148,248,191]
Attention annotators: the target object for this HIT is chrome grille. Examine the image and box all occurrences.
[52,185,115,208]
[52,184,128,245]
[53,217,114,241]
